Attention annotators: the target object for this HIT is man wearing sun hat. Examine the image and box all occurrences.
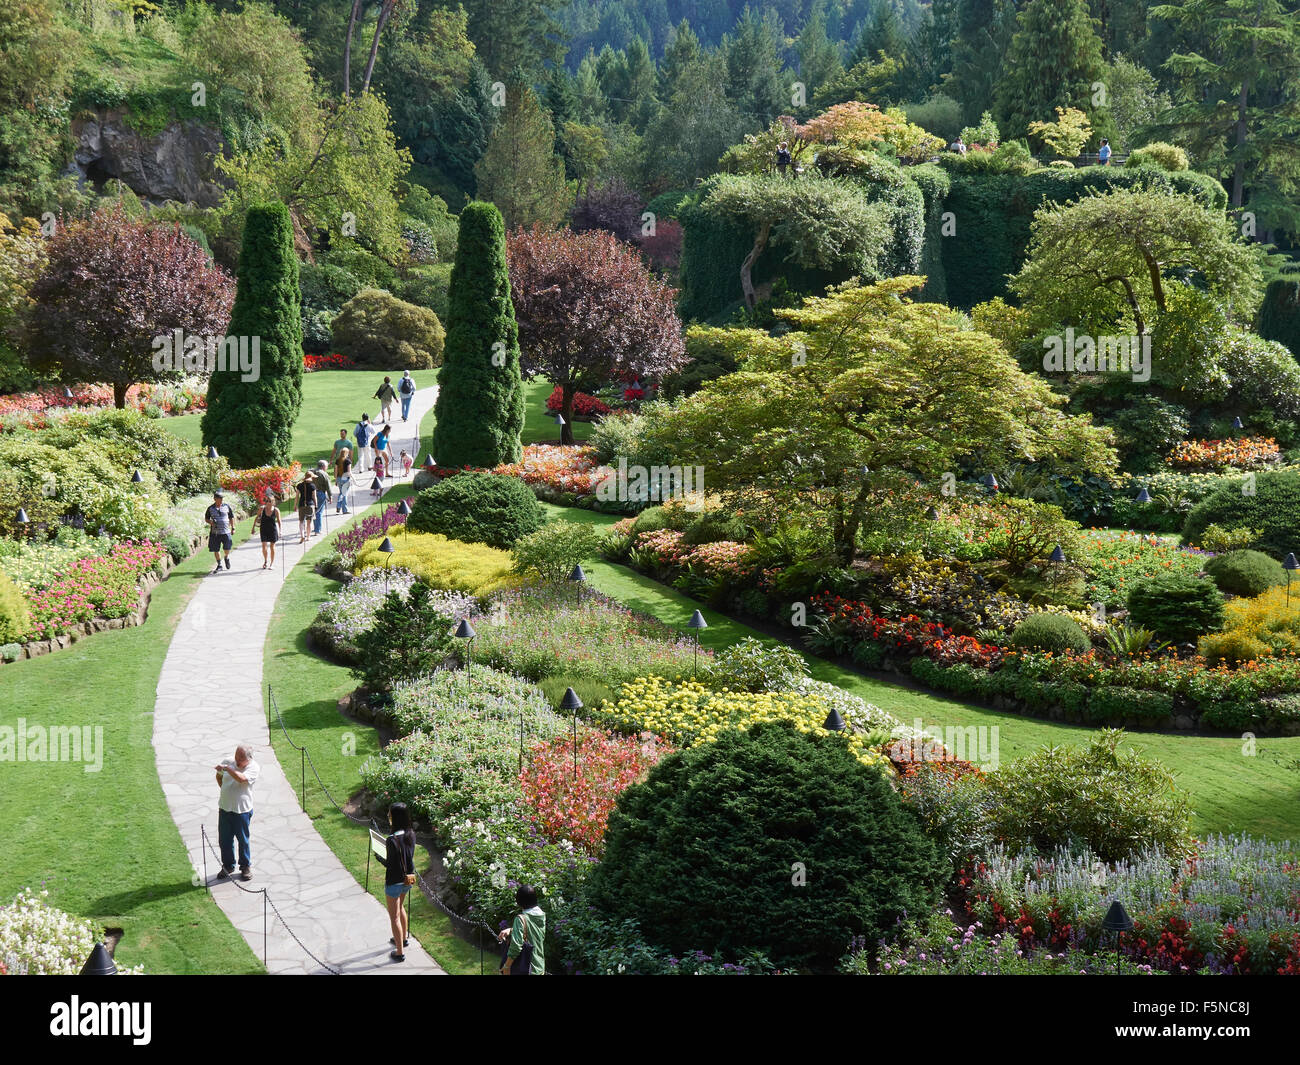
[204,488,237,574]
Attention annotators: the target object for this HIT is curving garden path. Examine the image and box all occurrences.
[152,387,445,974]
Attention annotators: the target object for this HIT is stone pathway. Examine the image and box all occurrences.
[153,389,446,974]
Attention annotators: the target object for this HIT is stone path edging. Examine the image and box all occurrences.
[152,389,446,974]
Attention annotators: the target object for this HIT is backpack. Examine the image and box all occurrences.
[399,377,413,395]
[355,422,371,447]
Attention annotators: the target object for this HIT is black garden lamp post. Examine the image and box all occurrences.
[370,476,383,501]
[80,943,118,975]
[1047,543,1067,597]
[396,499,411,544]
[560,686,584,780]
[206,445,219,460]
[1285,553,1299,607]
[14,507,29,541]
[63,386,74,400]
[454,618,477,680]
[378,536,395,593]
[553,412,566,444]
[823,707,847,732]
[686,609,708,678]
[131,469,143,484]
[1232,416,1244,433]
[1135,487,1151,505]
[1101,899,1133,976]
[924,505,939,554]
[568,563,586,606]
[982,473,999,493]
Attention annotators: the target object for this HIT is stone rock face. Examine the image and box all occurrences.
[70,108,227,208]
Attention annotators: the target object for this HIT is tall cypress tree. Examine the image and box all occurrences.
[994,0,1105,140]
[431,201,524,468]
[201,202,303,468]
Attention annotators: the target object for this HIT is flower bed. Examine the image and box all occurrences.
[0,889,142,975]
[1078,530,1207,608]
[24,540,167,639]
[353,531,517,598]
[0,379,206,430]
[492,444,607,498]
[221,463,302,506]
[326,502,410,570]
[304,352,357,372]
[544,385,613,419]
[1168,436,1281,472]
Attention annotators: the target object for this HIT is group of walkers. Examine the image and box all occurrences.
[213,757,545,971]
[203,372,420,571]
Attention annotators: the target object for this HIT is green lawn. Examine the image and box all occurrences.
[0,542,262,974]
[262,484,488,975]
[541,504,1300,841]
[521,379,594,445]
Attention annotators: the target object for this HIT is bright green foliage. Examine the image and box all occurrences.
[473,82,569,228]
[0,570,31,642]
[587,720,944,971]
[509,520,604,583]
[202,202,303,468]
[1126,572,1226,645]
[1204,550,1288,598]
[1026,106,1093,158]
[995,0,1105,141]
[432,202,524,468]
[1125,142,1189,171]
[408,471,543,549]
[330,288,444,370]
[1009,613,1091,654]
[703,637,809,693]
[351,582,457,693]
[1183,471,1300,559]
[984,730,1193,862]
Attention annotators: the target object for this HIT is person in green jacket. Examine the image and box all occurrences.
[497,884,545,975]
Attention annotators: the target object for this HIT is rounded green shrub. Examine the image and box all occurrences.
[1126,571,1225,644]
[408,471,544,549]
[1182,470,1300,558]
[585,720,945,971]
[984,730,1193,862]
[1009,613,1090,654]
[1203,549,1287,598]
[1125,142,1189,171]
[299,261,362,312]
[682,509,750,546]
[330,288,445,370]
[0,570,31,643]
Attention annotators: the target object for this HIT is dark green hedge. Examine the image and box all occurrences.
[1257,279,1300,359]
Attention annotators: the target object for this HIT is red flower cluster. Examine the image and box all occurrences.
[544,386,613,418]
[811,593,956,655]
[303,352,357,372]
[221,463,303,505]
[0,382,206,428]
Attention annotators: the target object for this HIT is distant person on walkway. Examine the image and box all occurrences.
[354,414,373,472]
[295,472,316,544]
[204,489,236,574]
[252,494,281,569]
[374,377,397,424]
[312,460,333,536]
[775,141,792,176]
[335,458,353,515]
[214,744,259,882]
[380,802,416,962]
[399,449,413,477]
[332,429,352,474]
[1098,138,1111,166]
[373,424,392,475]
[398,370,416,422]
[497,884,545,975]
[950,136,967,155]
[371,453,386,495]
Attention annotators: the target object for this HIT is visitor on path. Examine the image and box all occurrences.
[373,423,392,475]
[379,802,416,962]
[399,449,413,477]
[776,141,792,176]
[374,376,397,424]
[950,136,967,155]
[371,453,386,496]
[1098,138,1111,166]
[331,429,352,475]
[354,414,373,472]
[335,458,353,515]
[204,489,236,574]
[214,744,259,882]
[312,460,333,536]
[497,884,546,975]
[252,495,281,569]
[295,472,316,544]
[398,370,416,422]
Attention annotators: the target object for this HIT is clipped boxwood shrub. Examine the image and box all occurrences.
[408,471,544,549]
[331,288,446,370]
[1125,572,1225,645]
[585,720,945,971]
[1203,549,1287,598]
[1182,470,1300,558]
[983,730,1193,861]
[1009,613,1090,654]
[0,570,31,643]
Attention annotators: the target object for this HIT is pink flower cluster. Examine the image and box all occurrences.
[493,445,605,496]
[633,529,756,579]
[24,540,167,639]
[0,383,205,430]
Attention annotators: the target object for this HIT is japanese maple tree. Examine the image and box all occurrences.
[506,224,686,444]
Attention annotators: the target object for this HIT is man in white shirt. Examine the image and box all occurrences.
[215,744,260,881]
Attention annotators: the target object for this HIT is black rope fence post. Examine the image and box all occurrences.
[201,826,208,891]
[263,890,267,970]
[300,746,306,811]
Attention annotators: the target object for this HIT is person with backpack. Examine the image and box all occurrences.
[398,370,416,422]
[204,489,237,574]
[295,472,316,544]
[379,803,416,962]
[311,460,333,536]
[497,884,545,975]
[354,414,373,472]
[374,377,397,424]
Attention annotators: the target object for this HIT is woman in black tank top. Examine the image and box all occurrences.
[253,497,281,569]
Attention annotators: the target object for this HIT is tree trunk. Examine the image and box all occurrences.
[113,380,128,409]
[343,0,363,100]
[361,0,395,96]
[560,384,575,446]
[835,478,872,565]
[740,220,772,311]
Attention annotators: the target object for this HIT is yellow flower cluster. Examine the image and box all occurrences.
[592,676,888,770]
[353,531,519,597]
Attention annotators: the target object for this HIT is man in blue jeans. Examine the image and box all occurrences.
[311,460,333,535]
[215,744,259,881]
[398,370,416,422]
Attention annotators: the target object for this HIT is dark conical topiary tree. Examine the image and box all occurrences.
[432,201,525,468]
[201,202,303,468]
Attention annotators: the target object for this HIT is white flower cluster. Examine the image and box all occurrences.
[0,888,142,975]
[319,570,480,642]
